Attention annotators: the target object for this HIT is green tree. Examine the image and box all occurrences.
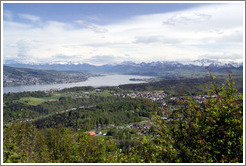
[151,71,243,163]
[3,122,38,163]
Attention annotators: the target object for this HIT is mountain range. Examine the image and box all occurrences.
[5,59,243,77]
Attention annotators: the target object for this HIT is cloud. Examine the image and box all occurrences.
[3,39,40,64]
[75,20,108,33]
[51,54,82,61]
[52,54,74,59]
[199,28,243,45]
[217,30,243,43]
[83,42,129,48]
[134,35,181,44]
[163,12,212,26]
[199,53,243,60]
[18,13,40,22]
[84,55,124,65]
[3,3,244,65]
[86,16,100,21]
[3,10,13,20]
[198,53,243,63]
[16,40,30,58]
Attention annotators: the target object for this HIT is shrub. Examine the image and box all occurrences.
[152,70,243,162]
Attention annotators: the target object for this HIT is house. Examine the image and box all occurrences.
[95,89,101,92]
[89,131,96,136]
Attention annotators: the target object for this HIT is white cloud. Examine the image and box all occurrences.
[75,20,108,33]
[18,13,40,22]
[84,55,124,65]
[163,12,212,26]
[3,10,13,20]
[134,35,181,44]
[3,3,244,65]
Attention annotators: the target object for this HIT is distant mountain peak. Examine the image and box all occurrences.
[4,58,243,72]
[191,58,242,68]
[120,61,137,66]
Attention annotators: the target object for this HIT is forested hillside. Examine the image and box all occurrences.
[3,73,243,163]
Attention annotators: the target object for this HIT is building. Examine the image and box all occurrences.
[89,131,96,136]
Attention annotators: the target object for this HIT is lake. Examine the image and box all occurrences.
[3,75,153,93]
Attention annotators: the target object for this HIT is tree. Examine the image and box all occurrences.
[3,122,38,163]
[151,71,243,162]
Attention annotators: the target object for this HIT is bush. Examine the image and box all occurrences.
[151,71,243,163]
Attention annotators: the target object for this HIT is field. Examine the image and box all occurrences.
[19,97,47,106]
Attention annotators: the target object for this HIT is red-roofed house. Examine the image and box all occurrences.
[89,131,96,136]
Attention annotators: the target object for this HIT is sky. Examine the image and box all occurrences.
[2,2,245,65]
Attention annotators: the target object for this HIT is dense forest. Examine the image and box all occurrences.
[3,73,243,163]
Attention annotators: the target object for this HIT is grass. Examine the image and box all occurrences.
[18,90,113,106]
[19,97,47,106]
[154,90,164,93]
[19,93,63,106]
[97,135,111,139]
[88,90,112,97]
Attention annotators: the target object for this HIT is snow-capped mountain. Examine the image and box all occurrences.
[4,58,243,77]
[191,58,242,67]
[117,59,242,68]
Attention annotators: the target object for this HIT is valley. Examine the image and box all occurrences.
[3,70,243,162]
[2,61,244,163]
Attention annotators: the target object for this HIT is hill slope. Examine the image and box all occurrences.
[3,65,96,87]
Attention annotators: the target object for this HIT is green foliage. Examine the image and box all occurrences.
[32,97,153,130]
[3,71,243,163]
[3,123,121,163]
[3,122,38,163]
[19,97,47,106]
[119,75,243,95]
[4,89,155,125]
[142,72,243,163]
